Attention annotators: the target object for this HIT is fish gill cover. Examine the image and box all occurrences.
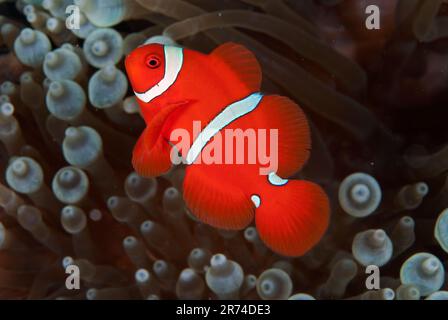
[0,0,446,301]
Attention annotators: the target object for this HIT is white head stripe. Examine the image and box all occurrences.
[134,46,183,103]
[186,92,264,165]
[268,172,288,186]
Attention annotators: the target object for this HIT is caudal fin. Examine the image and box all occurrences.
[255,180,330,257]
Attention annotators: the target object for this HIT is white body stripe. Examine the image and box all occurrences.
[186,92,264,165]
[134,46,183,103]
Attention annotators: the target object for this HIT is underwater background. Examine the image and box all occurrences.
[0,0,448,300]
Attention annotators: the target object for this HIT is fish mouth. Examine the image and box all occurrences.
[145,100,191,149]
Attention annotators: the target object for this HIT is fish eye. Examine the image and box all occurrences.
[145,55,161,69]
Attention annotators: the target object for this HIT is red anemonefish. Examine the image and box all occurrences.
[125,42,330,257]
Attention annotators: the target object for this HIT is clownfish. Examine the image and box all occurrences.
[125,42,330,257]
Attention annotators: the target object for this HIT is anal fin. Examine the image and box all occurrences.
[183,164,255,230]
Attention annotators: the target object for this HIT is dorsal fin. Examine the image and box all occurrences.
[210,42,262,92]
[254,95,311,177]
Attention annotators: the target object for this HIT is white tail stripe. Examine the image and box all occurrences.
[134,46,183,103]
[186,92,264,165]
[251,195,261,208]
[268,172,288,186]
